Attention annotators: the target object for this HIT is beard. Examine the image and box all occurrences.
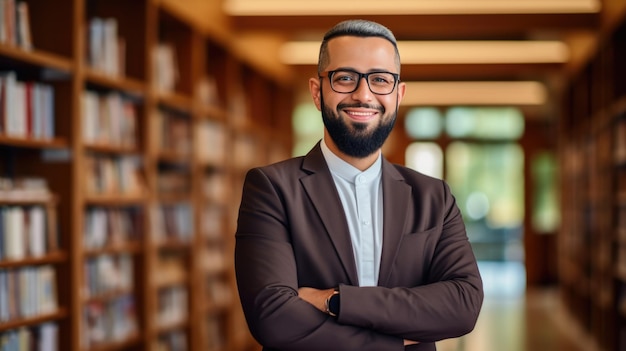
[321,92,397,158]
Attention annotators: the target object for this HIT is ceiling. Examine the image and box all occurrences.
[221,0,612,116]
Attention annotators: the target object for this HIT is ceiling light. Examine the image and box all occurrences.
[280,41,569,65]
[401,81,547,106]
[225,0,599,16]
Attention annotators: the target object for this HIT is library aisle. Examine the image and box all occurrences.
[437,262,595,351]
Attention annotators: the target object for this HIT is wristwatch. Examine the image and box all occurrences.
[325,288,340,317]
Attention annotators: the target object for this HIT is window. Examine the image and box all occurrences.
[404,107,443,139]
[405,142,443,179]
[292,102,324,156]
[531,152,560,233]
[446,107,524,139]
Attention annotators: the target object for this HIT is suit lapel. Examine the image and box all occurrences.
[301,144,359,286]
[378,160,411,286]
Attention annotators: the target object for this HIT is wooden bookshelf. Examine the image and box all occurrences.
[0,0,294,350]
[559,9,626,351]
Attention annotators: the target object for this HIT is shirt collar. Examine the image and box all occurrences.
[320,138,382,184]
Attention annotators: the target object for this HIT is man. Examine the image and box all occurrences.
[235,19,483,351]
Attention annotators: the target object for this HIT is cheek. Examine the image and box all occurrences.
[380,97,398,113]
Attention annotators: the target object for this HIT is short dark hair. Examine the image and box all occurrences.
[318,19,401,74]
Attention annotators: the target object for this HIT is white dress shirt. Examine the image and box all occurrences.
[320,139,384,287]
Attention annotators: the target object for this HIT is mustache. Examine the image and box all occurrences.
[337,103,384,113]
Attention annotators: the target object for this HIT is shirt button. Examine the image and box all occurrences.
[357,175,366,184]
[362,220,370,226]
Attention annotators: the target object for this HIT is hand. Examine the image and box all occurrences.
[404,339,419,346]
[298,287,335,313]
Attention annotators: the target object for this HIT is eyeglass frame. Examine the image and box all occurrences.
[318,69,400,95]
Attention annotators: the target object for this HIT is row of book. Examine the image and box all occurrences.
[155,330,187,351]
[0,71,55,139]
[0,177,51,202]
[82,90,138,148]
[157,286,188,328]
[205,277,232,310]
[82,295,138,348]
[154,252,187,287]
[84,254,133,299]
[153,44,179,94]
[84,154,144,196]
[200,247,225,275]
[0,206,53,261]
[87,17,125,77]
[202,172,228,204]
[157,171,191,196]
[195,120,226,165]
[233,134,260,170]
[0,323,58,351]
[83,207,142,250]
[152,204,193,244]
[200,205,225,241]
[155,110,192,156]
[0,265,57,322]
[0,0,32,50]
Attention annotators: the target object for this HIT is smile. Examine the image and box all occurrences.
[344,109,378,121]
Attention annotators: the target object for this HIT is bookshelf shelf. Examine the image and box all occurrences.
[197,105,227,121]
[84,195,146,205]
[84,69,146,96]
[157,151,190,163]
[0,309,68,332]
[0,194,58,204]
[0,252,67,268]
[156,93,193,112]
[0,136,68,149]
[0,46,72,73]
[83,243,142,257]
[83,144,141,155]
[156,321,189,334]
[83,288,136,303]
[83,333,142,351]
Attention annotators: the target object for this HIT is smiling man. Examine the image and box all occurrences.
[235,19,483,351]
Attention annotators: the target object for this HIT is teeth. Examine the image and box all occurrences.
[348,111,375,116]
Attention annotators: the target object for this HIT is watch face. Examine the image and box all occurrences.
[329,293,340,315]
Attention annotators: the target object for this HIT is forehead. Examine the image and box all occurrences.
[326,36,397,71]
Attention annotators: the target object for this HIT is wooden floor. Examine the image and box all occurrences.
[437,261,598,351]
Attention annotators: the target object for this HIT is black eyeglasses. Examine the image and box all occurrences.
[319,69,400,95]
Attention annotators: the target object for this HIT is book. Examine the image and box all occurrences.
[15,1,32,50]
[0,270,8,321]
[39,323,59,351]
[28,206,46,257]
[38,265,58,314]
[0,208,4,261]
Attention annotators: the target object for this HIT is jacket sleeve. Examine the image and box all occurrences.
[235,167,403,351]
[336,180,484,343]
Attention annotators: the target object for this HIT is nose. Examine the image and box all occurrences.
[350,76,373,101]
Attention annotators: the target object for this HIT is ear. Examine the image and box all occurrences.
[309,77,322,111]
[396,81,407,105]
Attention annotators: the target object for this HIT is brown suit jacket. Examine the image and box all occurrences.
[235,143,483,351]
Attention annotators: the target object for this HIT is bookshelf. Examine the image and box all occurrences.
[559,8,626,351]
[0,0,294,350]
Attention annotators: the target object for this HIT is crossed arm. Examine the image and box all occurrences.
[297,287,419,346]
[235,167,483,350]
